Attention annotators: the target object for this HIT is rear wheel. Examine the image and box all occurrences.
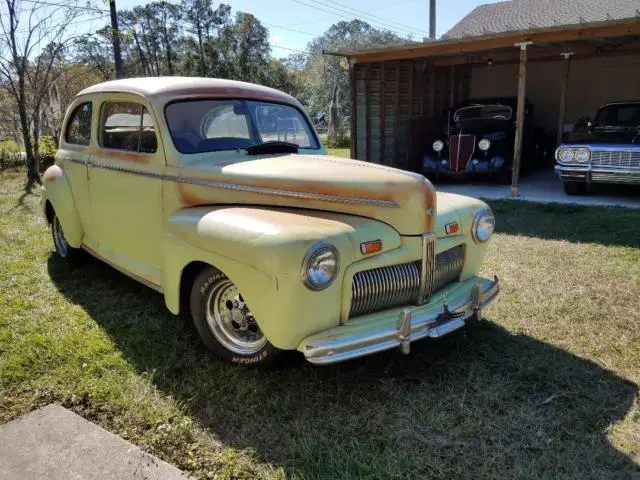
[51,212,83,263]
[190,267,283,366]
[563,181,586,195]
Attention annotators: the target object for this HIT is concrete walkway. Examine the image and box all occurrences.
[0,405,187,480]
[437,169,640,208]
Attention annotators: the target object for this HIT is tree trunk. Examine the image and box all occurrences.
[164,25,173,75]
[32,106,41,177]
[16,74,40,184]
[197,24,206,76]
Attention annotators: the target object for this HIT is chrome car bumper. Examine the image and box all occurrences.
[555,165,640,184]
[299,275,499,365]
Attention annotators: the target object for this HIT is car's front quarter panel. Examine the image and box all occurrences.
[41,163,83,247]
[163,206,402,349]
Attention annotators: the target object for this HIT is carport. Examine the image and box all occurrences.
[329,17,640,197]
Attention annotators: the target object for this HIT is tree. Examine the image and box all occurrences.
[299,20,403,120]
[0,0,82,183]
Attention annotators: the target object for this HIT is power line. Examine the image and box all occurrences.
[271,44,311,55]
[264,23,322,38]
[320,0,430,35]
[19,0,108,14]
[291,0,418,38]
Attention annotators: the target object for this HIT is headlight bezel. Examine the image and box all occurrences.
[301,242,340,291]
[472,208,495,243]
[478,138,491,151]
[433,140,444,153]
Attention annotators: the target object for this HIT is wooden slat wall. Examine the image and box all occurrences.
[352,60,471,169]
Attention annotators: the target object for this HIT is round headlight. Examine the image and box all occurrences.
[472,208,495,243]
[558,148,575,163]
[433,140,444,152]
[575,148,590,163]
[301,243,340,291]
[478,138,491,151]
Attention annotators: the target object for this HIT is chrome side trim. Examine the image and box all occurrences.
[303,276,499,365]
[417,232,436,305]
[81,244,163,293]
[60,157,400,208]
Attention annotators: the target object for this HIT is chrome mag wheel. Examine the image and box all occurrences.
[205,279,267,355]
[52,215,69,258]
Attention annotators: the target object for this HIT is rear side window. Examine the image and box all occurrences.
[100,102,158,153]
[65,102,92,146]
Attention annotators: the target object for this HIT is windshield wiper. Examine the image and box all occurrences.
[246,141,299,155]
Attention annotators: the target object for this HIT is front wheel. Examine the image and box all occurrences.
[51,212,83,263]
[190,267,283,366]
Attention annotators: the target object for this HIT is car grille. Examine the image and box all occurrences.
[349,245,464,318]
[449,135,475,171]
[591,150,640,169]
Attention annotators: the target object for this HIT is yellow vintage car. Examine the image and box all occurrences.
[42,77,499,366]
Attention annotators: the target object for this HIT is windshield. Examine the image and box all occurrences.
[454,104,512,122]
[165,99,319,153]
[593,104,640,129]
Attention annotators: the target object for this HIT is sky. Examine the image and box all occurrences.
[68,0,493,58]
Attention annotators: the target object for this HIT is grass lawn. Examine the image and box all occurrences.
[1,168,639,479]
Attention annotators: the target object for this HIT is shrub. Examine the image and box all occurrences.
[323,135,351,149]
[39,135,57,169]
[0,140,23,170]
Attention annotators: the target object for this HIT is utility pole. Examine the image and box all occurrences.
[429,0,436,39]
[109,0,124,79]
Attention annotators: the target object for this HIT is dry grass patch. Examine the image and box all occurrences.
[0,169,638,479]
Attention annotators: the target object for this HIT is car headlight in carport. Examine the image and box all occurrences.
[574,148,590,163]
[433,140,444,152]
[301,242,340,290]
[557,148,575,163]
[478,138,491,151]
[472,208,495,243]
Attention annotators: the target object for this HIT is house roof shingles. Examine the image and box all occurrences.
[444,0,640,39]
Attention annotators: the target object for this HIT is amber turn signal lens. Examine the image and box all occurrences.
[360,240,382,255]
[445,222,459,235]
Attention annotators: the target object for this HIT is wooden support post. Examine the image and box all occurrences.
[429,66,436,115]
[511,41,531,198]
[349,59,357,159]
[380,63,386,164]
[408,62,413,117]
[393,62,400,166]
[365,64,371,160]
[556,52,573,147]
[449,65,456,107]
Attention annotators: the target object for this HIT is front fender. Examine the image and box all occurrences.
[41,165,83,248]
[163,206,401,349]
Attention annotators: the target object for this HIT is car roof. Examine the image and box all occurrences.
[454,97,532,109]
[77,77,301,108]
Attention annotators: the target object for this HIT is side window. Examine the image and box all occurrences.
[65,102,92,146]
[100,101,157,153]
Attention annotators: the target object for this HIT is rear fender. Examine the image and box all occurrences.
[41,165,83,248]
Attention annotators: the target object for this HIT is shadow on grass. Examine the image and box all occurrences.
[0,180,37,218]
[47,255,639,479]
[487,200,640,248]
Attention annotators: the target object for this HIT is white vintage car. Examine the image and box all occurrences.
[42,77,499,366]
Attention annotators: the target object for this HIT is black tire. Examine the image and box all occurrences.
[491,167,511,185]
[51,212,83,263]
[189,267,283,366]
[563,181,586,196]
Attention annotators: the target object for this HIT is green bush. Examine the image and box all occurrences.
[39,135,57,169]
[0,140,23,170]
[323,135,351,149]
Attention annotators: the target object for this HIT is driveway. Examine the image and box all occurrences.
[436,168,640,208]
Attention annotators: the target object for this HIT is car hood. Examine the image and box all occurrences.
[176,153,435,235]
[565,129,640,144]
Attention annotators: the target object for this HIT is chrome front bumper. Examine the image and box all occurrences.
[299,275,499,365]
[555,165,640,184]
